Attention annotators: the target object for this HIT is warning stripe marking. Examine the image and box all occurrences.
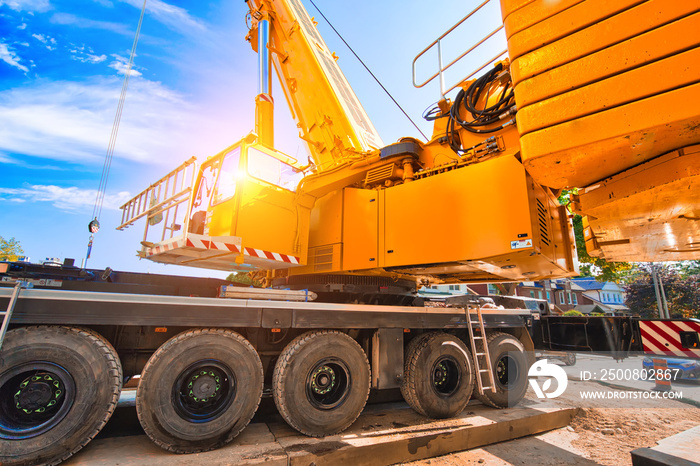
[145,234,300,265]
[639,320,700,358]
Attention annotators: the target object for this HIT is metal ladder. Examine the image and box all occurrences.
[466,304,496,394]
[0,281,26,351]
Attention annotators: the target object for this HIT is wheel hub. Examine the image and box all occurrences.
[305,360,350,410]
[434,363,448,387]
[1,363,75,440]
[187,371,220,403]
[430,357,460,396]
[173,360,235,422]
[14,373,63,414]
[311,366,336,394]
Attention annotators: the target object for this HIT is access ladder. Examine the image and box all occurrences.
[467,305,496,394]
[0,281,25,350]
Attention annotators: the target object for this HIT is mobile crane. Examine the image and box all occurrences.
[1,1,699,465]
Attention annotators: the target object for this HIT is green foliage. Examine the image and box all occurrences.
[225,272,262,287]
[0,236,24,261]
[558,190,633,282]
[622,264,699,319]
[678,261,700,278]
[563,310,584,317]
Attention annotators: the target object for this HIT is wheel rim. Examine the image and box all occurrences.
[305,359,350,410]
[431,356,461,397]
[495,354,519,389]
[0,362,76,439]
[172,359,236,423]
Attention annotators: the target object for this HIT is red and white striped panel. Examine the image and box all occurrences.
[146,234,299,266]
[146,237,186,256]
[244,247,299,265]
[185,235,241,253]
[639,320,700,358]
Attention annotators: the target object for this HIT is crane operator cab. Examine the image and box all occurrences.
[134,138,313,273]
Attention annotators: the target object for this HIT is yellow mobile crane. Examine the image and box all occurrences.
[3,3,700,464]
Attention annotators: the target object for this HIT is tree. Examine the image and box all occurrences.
[558,190,634,282]
[622,264,700,318]
[0,236,24,261]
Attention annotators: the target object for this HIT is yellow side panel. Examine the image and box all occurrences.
[383,156,532,267]
[292,243,342,274]
[520,82,700,188]
[577,146,700,262]
[342,188,378,270]
[514,12,700,109]
[500,0,584,41]
[234,180,309,260]
[307,190,343,248]
[509,0,698,85]
[517,47,700,135]
[506,0,645,65]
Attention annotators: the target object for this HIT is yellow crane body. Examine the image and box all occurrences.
[501,0,700,261]
[122,0,699,283]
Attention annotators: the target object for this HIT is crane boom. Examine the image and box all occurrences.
[246,0,383,171]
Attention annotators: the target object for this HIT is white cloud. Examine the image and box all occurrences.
[0,0,51,12]
[120,0,205,36]
[109,54,142,76]
[0,185,131,211]
[0,42,29,72]
[0,151,64,170]
[31,33,57,50]
[17,23,27,30]
[69,45,107,64]
[51,12,131,36]
[0,77,238,168]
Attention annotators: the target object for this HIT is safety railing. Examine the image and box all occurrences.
[412,0,507,97]
[117,157,197,245]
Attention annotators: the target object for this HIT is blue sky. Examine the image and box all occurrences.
[0,0,504,278]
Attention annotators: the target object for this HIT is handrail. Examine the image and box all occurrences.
[116,156,198,248]
[117,157,197,230]
[412,0,506,97]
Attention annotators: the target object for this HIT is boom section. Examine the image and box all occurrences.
[246,0,383,171]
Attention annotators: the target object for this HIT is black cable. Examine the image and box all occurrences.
[308,0,429,142]
[442,62,516,154]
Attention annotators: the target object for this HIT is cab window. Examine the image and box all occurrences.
[247,147,303,192]
[212,147,241,205]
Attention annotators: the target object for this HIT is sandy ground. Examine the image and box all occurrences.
[403,379,700,466]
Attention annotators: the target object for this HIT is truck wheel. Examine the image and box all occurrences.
[476,332,528,408]
[401,332,474,419]
[273,330,370,437]
[0,326,122,466]
[136,328,263,454]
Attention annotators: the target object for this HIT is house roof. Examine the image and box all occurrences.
[571,278,605,290]
[574,304,605,314]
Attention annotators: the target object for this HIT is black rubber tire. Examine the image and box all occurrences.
[0,326,122,466]
[564,352,577,366]
[401,332,475,419]
[272,330,370,437]
[476,332,528,409]
[136,328,263,454]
